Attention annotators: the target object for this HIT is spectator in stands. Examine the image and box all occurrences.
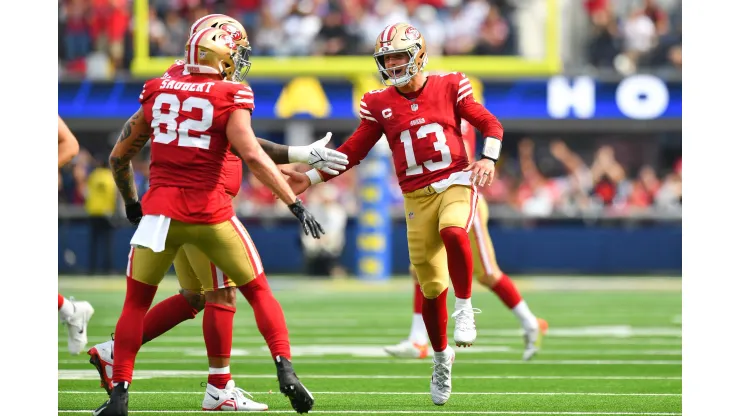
[516,139,559,217]
[314,6,357,56]
[84,156,118,275]
[614,6,657,75]
[300,183,348,278]
[585,2,621,69]
[474,5,514,55]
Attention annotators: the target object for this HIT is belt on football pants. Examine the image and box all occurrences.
[403,185,438,198]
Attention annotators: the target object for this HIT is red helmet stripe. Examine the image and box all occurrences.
[190,14,227,36]
[189,28,210,65]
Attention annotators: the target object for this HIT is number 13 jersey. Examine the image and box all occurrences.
[324,72,503,194]
[139,71,254,224]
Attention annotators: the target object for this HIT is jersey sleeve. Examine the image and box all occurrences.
[359,91,381,123]
[318,118,384,182]
[227,83,256,113]
[455,72,474,107]
[138,80,151,105]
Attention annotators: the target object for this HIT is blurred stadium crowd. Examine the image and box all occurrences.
[59,135,682,219]
[59,0,681,78]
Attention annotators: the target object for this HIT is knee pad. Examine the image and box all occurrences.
[421,280,448,299]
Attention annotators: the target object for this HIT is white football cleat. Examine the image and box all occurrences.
[523,318,549,361]
[451,307,480,347]
[60,298,94,355]
[202,380,268,411]
[383,340,429,359]
[430,346,455,405]
[88,339,115,394]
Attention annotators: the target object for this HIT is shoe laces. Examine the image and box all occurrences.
[451,307,481,331]
[232,386,257,402]
[431,358,451,389]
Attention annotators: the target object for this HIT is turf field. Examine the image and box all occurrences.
[58,276,682,415]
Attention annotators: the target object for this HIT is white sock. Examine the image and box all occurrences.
[512,301,538,331]
[409,313,428,345]
[455,297,472,310]
[209,366,230,375]
[59,297,75,320]
[433,345,452,360]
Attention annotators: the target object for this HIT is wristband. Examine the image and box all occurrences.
[482,137,502,162]
[306,169,323,185]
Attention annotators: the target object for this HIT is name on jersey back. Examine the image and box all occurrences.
[158,79,216,93]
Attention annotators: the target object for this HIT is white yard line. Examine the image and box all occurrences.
[57,411,682,415]
[57,370,682,381]
[59,358,682,365]
[58,391,681,397]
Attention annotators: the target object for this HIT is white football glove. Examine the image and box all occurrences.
[288,132,349,176]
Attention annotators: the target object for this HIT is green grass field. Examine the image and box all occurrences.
[58,276,682,415]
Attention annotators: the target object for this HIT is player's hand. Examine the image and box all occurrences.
[463,158,496,187]
[125,202,143,225]
[288,199,325,239]
[281,168,312,196]
[289,132,349,176]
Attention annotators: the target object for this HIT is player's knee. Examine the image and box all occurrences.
[409,266,418,281]
[439,226,468,244]
[240,274,270,304]
[476,270,504,287]
[205,286,237,308]
[421,281,448,299]
[179,288,205,312]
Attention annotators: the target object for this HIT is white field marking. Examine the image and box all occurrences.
[58,358,682,365]
[57,411,682,415]
[57,370,682,381]
[71,337,683,347]
[74,325,682,339]
[58,345,680,357]
[58,391,681,397]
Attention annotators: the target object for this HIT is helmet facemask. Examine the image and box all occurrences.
[232,44,252,83]
[374,44,423,87]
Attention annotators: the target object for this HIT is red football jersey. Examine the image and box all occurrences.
[360,72,474,193]
[139,70,255,224]
[461,118,476,162]
[161,62,244,197]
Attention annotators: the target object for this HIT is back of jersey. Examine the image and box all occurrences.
[139,71,254,223]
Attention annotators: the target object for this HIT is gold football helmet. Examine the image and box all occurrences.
[374,23,428,87]
[189,14,251,81]
[185,28,246,82]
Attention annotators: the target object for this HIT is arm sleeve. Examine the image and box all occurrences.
[318,118,385,182]
[228,85,255,113]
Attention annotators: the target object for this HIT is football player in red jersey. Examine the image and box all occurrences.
[92,28,320,416]
[88,16,345,412]
[58,115,95,355]
[384,118,549,361]
[283,23,503,406]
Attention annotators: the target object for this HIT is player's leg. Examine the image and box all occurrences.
[383,266,429,358]
[404,191,455,405]
[88,248,204,394]
[239,273,292,360]
[195,217,311,413]
[470,201,548,360]
[58,293,94,355]
[438,184,480,347]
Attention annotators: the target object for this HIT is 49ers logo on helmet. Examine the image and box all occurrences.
[219,34,237,50]
[221,23,243,41]
[405,26,421,40]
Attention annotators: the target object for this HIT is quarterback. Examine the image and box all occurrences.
[283,23,504,405]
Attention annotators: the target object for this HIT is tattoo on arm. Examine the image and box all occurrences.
[109,111,151,205]
[256,138,289,164]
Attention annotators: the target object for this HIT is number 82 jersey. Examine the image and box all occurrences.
[360,72,476,193]
[138,71,255,224]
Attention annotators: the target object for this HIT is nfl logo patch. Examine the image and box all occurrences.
[411,104,418,111]
[408,212,415,219]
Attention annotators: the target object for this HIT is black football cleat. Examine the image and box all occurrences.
[92,382,129,416]
[275,356,314,413]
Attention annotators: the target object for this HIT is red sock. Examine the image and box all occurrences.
[491,274,523,309]
[240,274,291,360]
[422,288,449,352]
[413,281,423,314]
[440,226,473,299]
[112,276,158,384]
[58,293,64,310]
[142,293,199,344]
[203,302,235,389]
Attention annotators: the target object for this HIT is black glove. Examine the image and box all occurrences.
[288,199,325,239]
[125,202,143,225]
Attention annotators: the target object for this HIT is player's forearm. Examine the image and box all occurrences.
[58,141,79,168]
[109,110,150,205]
[243,148,297,206]
[316,120,382,182]
[256,138,290,164]
[459,100,503,142]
